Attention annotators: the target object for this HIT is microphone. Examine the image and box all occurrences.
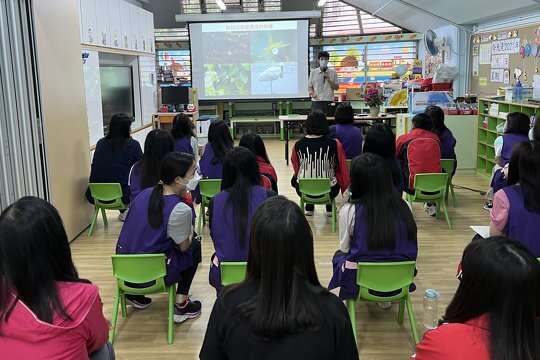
[322,67,327,83]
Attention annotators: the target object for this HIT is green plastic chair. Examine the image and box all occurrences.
[406,173,452,230]
[346,261,420,345]
[346,159,352,169]
[440,159,457,207]
[197,179,222,234]
[298,178,337,232]
[87,183,128,236]
[109,254,175,344]
[220,261,248,286]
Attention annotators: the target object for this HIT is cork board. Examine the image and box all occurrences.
[470,23,540,96]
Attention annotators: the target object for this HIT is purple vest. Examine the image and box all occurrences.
[174,136,194,156]
[116,188,193,285]
[208,186,268,292]
[200,144,224,179]
[334,124,362,159]
[129,162,143,200]
[503,185,540,257]
[328,203,417,300]
[501,133,529,165]
[439,128,457,160]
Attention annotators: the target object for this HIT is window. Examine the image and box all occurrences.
[179,0,280,13]
[323,41,417,92]
[157,50,191,87]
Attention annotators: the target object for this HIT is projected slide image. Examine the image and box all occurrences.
[250,31,297,63]
[251,62,297,95]
[204,63,251,96]
[202,32,250,64]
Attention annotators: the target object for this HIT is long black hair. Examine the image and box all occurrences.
[532,116,540,142]
[425,106,447,138]
[363,123,402,190]
[0,197,89,326]
[239,133,271,164]
[505,112,531,135]
[171,113,195,139]
[334,102,354,125]
[443,236,540,360]
[139,129,175,190]
[348,153,416,250]
[221,147,261,247]
[207,120,234,165]
[232,196,327,339]
[148,152,195,228]
[506,141,540,212]
[106,113,132,151]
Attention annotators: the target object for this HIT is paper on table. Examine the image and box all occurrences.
[470,226,490,239]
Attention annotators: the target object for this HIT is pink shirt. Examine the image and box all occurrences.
[491,189,511,231]
[0,282,109,360]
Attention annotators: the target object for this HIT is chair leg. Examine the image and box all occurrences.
[109,290,120,344]
[442,200,452,230]
[87,207,100,236]
[346,299,357,341]
[101,208,108,227]
[299,199,304,212]
[331,199,336,233]
[435,200,442,219]
[168,286,175,344]
[450,184,457,207]
[120,294,127,317]
[406,296,420,345]
[197,203,203,235]
[397,299,405,324]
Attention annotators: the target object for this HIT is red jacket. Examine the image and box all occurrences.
[412,315,489,360]
[257,156,279,193]
[0,282,109,360]
[396,128,441,192]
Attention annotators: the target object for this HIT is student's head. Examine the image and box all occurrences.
[148,152,196,228]
[106,113,132,151]
[140,129,175,189]
[505,112,531,135]
[233,196,325,339]
[349,153,417,250]
[171,113,195,139]
[334,102,354,125]
[443,236,540,359]
[411,113,433,131]
[0,197,86,324]
[507,141,540,212]
[208,120,234,165]
[221,147,261,247]
[306,110,329,136]
[425,106,447,137]
[239,132,271,164]
[363,123,396,159]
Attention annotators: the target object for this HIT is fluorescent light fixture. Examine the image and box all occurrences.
[317,0,327,6]
[176,10,321,23]
[216,0,227,10]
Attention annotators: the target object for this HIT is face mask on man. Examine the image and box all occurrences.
[319,59,329,68]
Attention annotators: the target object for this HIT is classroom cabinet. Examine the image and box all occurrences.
[80,0,97,45]
[108,0,121,48]
[119,0,132,50]
[95,0,110,47]
[129,5,141,51]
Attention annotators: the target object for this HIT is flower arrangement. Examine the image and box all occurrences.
[364,88,384,107]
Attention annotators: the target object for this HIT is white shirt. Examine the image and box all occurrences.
[167,202,193,244]
[308,67,338,102]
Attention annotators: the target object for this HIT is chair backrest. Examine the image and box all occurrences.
[200,179,222,202]
[298,178,331,204]
[89,183,125,208]
[356,261,416,301]
[440,159,455,177]
[221,261,247,286]
[346,159,352,169]
[111,254,167,293]
[413,173,448,200]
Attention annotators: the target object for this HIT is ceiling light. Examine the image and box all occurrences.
[317,0,327,6]
[216,0,227,10]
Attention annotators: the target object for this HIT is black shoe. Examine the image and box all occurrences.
[483,201,493,211]
[125,295,152,309]
[174,296,202,323]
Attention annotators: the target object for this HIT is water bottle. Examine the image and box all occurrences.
[423,289,440,329]
[515,80,523,102]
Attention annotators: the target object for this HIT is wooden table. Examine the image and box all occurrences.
[279,114,396,165]
[152,111,199,129]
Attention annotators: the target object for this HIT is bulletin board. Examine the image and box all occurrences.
[470,23,540,95]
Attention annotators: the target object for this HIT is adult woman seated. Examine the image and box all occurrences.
[200,196,358,359]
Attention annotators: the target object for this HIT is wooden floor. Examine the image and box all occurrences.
[71,139,491,359]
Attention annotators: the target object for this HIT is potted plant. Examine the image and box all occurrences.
[364,87,384,116]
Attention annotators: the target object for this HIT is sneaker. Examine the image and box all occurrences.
[423,203,436,217]
[174,297,202,323]
[125,295,152,309]
[326,211,333,218]
[376,302,392,310]
[118,211,128,222]
[304,210,314,216]
[483,201,493,211]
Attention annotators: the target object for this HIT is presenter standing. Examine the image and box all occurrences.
[308,51,339,112]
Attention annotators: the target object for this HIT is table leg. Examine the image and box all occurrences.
[285,121,289,166]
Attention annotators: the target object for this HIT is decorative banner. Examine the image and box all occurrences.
[479,44,492,64]
[491,54,509,69]
[491,38,520,54]
[503,69,510,85]
[490,68,504,83]
[473,56,479,76]
[479,77,488,86]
